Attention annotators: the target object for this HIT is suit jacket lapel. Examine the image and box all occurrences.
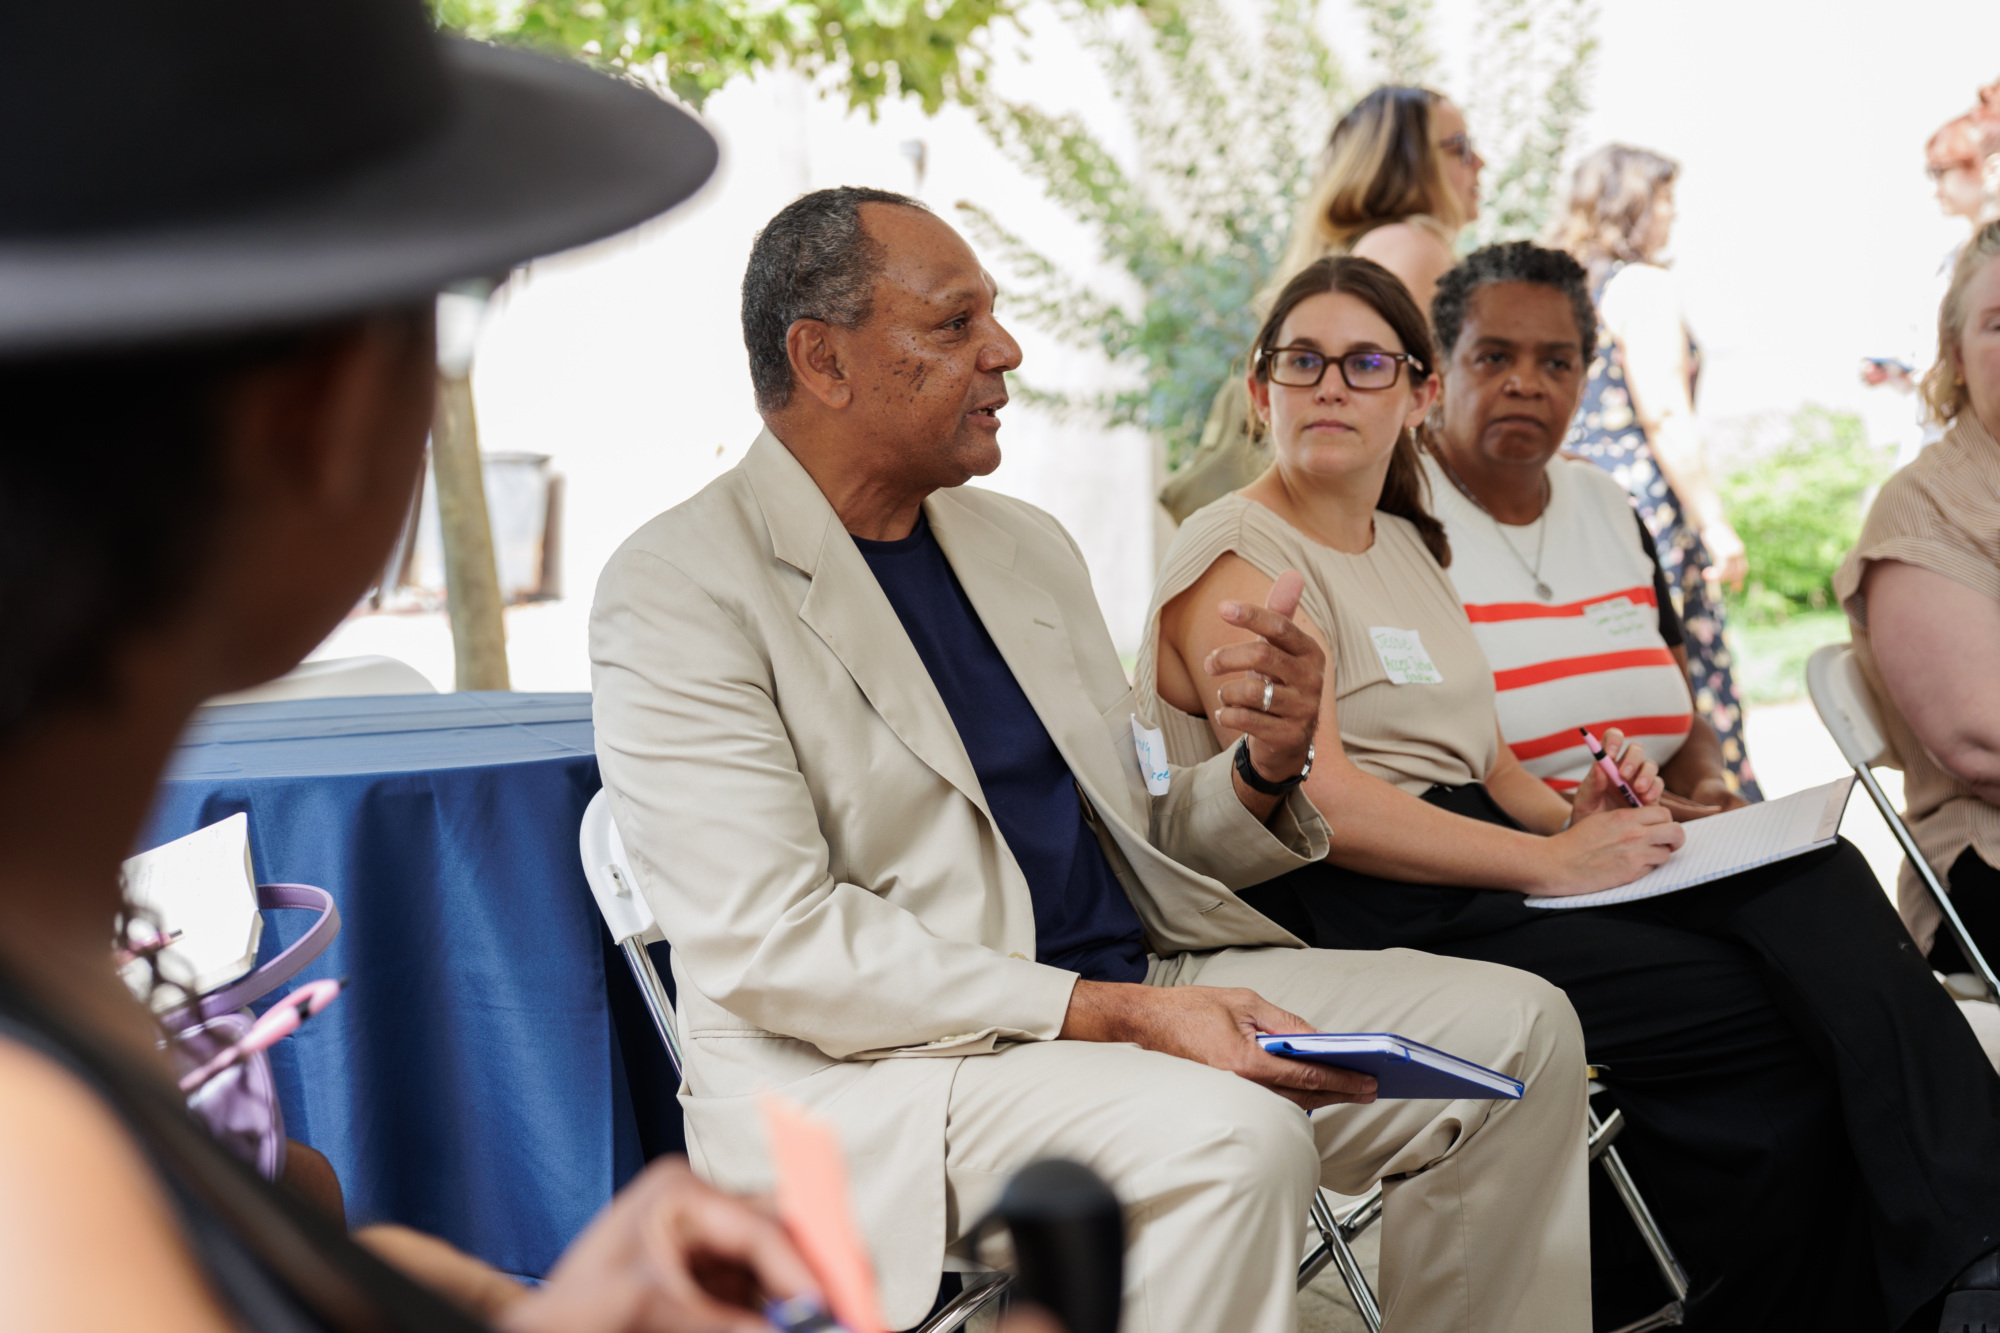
[746,431,993,820]
[926,489,1129,806]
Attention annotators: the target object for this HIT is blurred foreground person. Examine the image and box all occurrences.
[1552,145,1761,802]
[591,186,1592,1333]
[0,4,850,1330]
[1162,84,1484,521]
[1841,224,2000,993]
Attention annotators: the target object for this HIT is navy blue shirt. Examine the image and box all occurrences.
[854,514,1148,984]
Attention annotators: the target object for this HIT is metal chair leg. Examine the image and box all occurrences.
[1299,1188,1383,1332]
[917,1272,1013,1333]
[1304,1107,1691,1332]
[1853,763,2000,1003]
[1588,1102,1687,1329]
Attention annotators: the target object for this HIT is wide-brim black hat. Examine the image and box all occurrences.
[0,1,718,355]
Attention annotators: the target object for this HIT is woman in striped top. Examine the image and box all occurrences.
[1420,248,1748,819]
[1141,248,2000,1331]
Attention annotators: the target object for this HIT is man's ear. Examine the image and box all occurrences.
[786,319,853,410]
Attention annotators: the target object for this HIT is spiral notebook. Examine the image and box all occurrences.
[1259,1033,1524,1100]
[1525,776,1855,911]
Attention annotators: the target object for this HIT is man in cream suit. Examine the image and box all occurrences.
[591,187,1590,1332]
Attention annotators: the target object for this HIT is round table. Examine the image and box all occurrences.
[144,690,668,1278]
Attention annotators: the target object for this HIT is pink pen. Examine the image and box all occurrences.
[179,978,345,1093]
[1578,728,1642,809]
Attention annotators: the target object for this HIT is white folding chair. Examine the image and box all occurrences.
[1302,1079,1690,1332]
[577,789,1011,1333]
[1805,643,2000,1003]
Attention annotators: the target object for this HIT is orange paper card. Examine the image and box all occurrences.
[760,1094,886,1333]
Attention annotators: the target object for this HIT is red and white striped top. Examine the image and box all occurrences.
[1422,455,1694,792]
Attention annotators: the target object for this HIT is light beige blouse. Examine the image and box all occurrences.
[1835,413,2000,950]
[1137,492,1501,794]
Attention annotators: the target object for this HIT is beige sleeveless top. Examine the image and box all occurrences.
[1137,493,1501,794]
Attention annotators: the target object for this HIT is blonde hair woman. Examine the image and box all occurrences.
[1554,143,1762,802]
[1160,85,1482,522]
[1838,222,2000,976]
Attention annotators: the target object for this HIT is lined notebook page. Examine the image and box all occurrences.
[1526,776,1855,910]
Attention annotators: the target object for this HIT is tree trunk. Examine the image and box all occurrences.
[431,370,511,691]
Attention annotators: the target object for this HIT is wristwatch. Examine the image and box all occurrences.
[1233,735,1314,797]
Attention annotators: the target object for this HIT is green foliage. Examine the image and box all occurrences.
[429,0,1023,113]
[1721,406,1893,626]
[1354,0,1436,85]
[958,0,1340,467]
[1464,0,1598,246]
[958,0,1596,469]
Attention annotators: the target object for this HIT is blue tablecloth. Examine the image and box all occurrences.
[141,691,646,1279]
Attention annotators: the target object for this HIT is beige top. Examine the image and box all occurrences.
[1137,492,1501,794]
[1834,414,2000,948]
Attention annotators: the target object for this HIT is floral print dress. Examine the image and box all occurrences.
[1565,262,1763,800]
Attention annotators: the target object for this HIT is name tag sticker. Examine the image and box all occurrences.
[1368,627,1444,685]
[1131,715,1172,795]
[1583,597,1652,643]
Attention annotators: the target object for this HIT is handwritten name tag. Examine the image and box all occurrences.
[1131,715,1172,795]
[1368,627,1444,685]
[1583,596,1653,644]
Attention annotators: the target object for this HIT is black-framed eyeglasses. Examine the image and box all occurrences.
[1438,132,1477,166]
[1257,345,1421,391]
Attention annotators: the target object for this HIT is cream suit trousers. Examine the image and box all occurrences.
[943,946,1590,1333]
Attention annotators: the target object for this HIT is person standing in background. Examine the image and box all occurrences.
[1861,79,2000,465]
[1161,85,1483,522]
[1553,145,1762,801]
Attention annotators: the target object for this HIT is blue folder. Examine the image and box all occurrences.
[1259,1033,1524,1100]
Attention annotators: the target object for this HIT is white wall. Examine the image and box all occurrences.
[315,1,2000,690]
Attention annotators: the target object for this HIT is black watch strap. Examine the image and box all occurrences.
[1233,735,1313,796]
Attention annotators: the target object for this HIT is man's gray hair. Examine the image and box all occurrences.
[741,186,930,413]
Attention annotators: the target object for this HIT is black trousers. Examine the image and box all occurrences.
[1919,847,2000,978]
[1241,785,2000,1333]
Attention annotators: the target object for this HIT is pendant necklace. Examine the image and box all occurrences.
[1436,452,1554,601]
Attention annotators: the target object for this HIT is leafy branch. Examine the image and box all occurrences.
[431,0,1031,113]
[959,0,1596,469]
[960,0,1340,467]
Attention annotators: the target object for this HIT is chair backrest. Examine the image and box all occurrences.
[579,788,665,947]
[208,654,437,707]
[1805,643,1899,772]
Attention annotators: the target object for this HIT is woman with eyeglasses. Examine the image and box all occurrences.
[1139,252,2000,1332]
[1161,85,1483,523]
[1552,145,1762,804]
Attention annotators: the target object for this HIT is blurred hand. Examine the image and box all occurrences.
[357,1225,530,1321]
[1206,569,1323,791]
[1701,521,1748,592]
[500,1158,819,1333]
[1858,359,1915,393]
[1061,980,1375,1112]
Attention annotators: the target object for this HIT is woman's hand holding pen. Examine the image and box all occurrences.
[1539,729,1683,896]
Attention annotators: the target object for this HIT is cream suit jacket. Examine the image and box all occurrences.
[589,430,1328,1326]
